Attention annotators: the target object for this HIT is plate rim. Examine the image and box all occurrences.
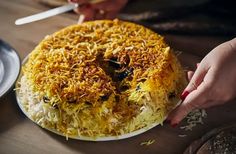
[16,93,160,141]
[0,39,21,99]
[15,85,160,141]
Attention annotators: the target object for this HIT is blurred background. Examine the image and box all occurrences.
[38,0,236,35]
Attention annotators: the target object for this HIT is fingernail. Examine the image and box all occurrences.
[171,123,178,128]
[180,90,189,100]
[196,63,200,68]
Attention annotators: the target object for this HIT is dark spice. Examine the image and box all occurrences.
[115,95,120,102]
[120,84,130,92]
[85,101,92,105]
[68,99,77,104]
[168,91,176,99]
[136,85,141,91]
[52,103,58,109]
[100,93,111,101]
[43,96,50,103]
[116,67,133,81]
[107,57,121,69]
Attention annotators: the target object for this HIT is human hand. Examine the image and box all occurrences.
[68,0,128,21]
[167,38,236,127]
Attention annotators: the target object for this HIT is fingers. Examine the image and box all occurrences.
[76,4,95,21]
[92,0,127,9]
[187,62,200,81]
[168,83,208,125]
[200,100,220,109]
[77,14,85,24]
[68,0,88,4]
[196,63,200,67]
[181,62,209,100]
[71,0,127,20]
[93,9,106,20]
[167,62,210,126]
[187,71,194,81]
[105,11,119,19]
[93,3,120,10]
[91,1,122,19]
[73,2,108,20]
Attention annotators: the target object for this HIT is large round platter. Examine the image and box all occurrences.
[15,56,177,141]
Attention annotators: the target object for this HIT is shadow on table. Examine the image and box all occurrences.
[42,120,194,154]
[0,90,26,133]
[44,127,158,154]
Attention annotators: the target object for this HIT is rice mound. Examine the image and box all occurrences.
[17,19,186,138]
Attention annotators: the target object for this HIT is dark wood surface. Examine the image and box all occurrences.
[184,123,236,154]
[0,0,235,154]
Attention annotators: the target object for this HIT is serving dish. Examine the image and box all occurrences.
[15,57,163,141]
[0,39,21,99]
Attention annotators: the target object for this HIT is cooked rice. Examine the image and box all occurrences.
[17,19,186,138]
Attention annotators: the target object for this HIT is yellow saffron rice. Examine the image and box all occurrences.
[17,19,186,138]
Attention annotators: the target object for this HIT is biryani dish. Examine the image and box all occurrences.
[17,19,186,138]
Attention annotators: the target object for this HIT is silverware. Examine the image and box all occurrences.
[15,0,107,25]
[15,3,78,25]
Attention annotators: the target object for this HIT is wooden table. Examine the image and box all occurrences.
[0,0,235,154]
